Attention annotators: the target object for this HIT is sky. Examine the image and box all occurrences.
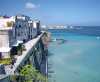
[0,0,100,25]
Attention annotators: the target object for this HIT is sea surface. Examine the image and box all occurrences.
[48,27,100,82]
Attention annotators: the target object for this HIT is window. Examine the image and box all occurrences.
[17,32,20,36]
[19,25,21,28]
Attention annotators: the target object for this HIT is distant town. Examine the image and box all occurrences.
[41,24,83,30]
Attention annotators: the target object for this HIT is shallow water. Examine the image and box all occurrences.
[48,32,100,82]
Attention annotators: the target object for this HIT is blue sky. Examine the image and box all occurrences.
[0,0,100,25]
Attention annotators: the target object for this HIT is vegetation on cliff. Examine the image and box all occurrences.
[20,65,48,82]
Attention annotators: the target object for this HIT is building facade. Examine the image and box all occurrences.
[0,15,41,59]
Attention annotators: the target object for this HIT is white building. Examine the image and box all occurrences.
[28,20,37,39]
[33,20,41,35]
[0,16,15,58]
[0,15,41,59]
[14,15,41,42]
[14,15,30,42]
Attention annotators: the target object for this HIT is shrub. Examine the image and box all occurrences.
[20,65,48,82]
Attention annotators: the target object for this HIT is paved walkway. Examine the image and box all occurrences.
[5,33,43,75]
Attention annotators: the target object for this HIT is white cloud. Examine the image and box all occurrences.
[25,2,39,9]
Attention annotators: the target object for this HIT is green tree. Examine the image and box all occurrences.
[20,65,48,82]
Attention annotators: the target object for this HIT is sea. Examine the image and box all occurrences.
[48,26,100,82]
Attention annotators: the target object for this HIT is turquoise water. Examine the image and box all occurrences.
[48,32,100,82]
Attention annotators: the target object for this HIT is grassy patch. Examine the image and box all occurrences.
[0,58,12,65]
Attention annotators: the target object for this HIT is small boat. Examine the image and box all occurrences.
[51,38,67,45]
[51,38,57,42]
[57,39,67,44]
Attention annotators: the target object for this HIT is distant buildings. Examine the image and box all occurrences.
[41,25,83,30]
[41,25,68,29]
